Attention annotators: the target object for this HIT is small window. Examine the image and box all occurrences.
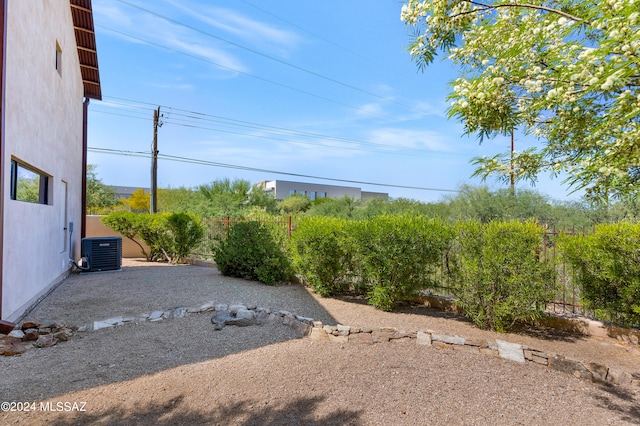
[289,189,296,196]
[310,191,317,201]
[10,159,50,204]
[55,41,62,75]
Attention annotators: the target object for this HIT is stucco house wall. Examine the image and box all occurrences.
[1,1,96,321]
[86,215,150,259]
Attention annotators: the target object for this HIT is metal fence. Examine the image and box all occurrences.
[190,216,296,260]
[541,225,593,317]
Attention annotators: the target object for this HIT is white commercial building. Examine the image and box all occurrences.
[257,180,388,201]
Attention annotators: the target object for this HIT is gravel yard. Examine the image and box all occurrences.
[0,260,638,425]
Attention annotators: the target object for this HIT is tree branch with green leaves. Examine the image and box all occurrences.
[402,0,640,200]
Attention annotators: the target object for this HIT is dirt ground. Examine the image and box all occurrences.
[0,260,638,425]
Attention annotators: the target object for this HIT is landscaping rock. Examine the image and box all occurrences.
[416,331,432,346]
[432,333,465,346]
[497,339,525,363]
[549,355,593,380]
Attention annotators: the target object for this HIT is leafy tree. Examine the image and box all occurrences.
[307,196,360,218]
[247,184,278,213]
[86,164,116,214]
[101,211,152,260]
[101,211,204,263]
[199,178,250,218]
[279,194,312,214]
[120,188,150,213]
[165,212,205,262]
[158,186,196,212]
[16,177,39,203]
[402,0,640,200]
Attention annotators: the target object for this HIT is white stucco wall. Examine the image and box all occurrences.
[2,0,85,320]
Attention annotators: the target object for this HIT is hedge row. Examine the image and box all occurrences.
[291,216,559,331]
[559,223,640,327]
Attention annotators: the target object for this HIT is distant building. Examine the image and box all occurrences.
[257,180,388,201]
[109,186,150,201]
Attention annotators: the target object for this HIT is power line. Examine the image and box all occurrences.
[87,147,460,193]
[91,107,456,159]
[94,97,463,158]
[240,0,400,77]
[90,108,441,158]
[97,24,375,115]
[115,0,411,108]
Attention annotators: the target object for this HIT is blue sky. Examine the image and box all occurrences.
[87,0,580,203]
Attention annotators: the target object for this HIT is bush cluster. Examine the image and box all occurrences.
[352,216,453,311]
[101,211,204,263]
[292,216,558,330]
[214,221,293,285]
[559,223,640,327]
[289,217,355,296]
[292,215,453,311]
[448,221,557,331]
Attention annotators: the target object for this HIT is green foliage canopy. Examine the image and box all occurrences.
[214,221,292,285]
[559,223,640,326]
[402,0,640,200]
[86,165,116,214]
[449,221,557,331]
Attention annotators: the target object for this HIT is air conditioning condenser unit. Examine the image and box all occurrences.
[81,237,122,272]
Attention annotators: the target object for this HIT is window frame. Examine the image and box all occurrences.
[10,159,51,205]
[55,40,62,76]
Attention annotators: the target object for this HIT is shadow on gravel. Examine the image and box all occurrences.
[1,263,339,402]
[590,384,640,423]
[507,323,582,343]
[49,394,363,426]
[336,294,584,343]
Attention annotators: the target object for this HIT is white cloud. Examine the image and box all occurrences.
[368,128,454,153]
[94,0,250,75]
[165,1,302,54]
[356,103,385,118]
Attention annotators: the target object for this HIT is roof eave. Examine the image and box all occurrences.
[70,0,101,100]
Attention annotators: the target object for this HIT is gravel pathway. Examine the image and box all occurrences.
[0,260,638,425]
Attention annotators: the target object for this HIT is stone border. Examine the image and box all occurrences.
[3,301,638,390]
[308,321,639,389]
[417,294,640,346]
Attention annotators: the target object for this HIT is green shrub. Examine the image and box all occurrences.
[290,217,357,296]
[214,221,292,285]
[352,215,453,311]
[102,211,204,263]
[449,221,557,331]
[559,223,640,326]
[166,212,205,261]
[101,211,153,261]
[134,213,173,262]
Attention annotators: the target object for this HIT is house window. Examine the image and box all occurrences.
[289,189,296,196]
[310,192,317,201]
[55,41,62,75]
[10,159,50,205]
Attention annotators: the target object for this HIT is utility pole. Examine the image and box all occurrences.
[150,106,160,213]
[510,129,515,196]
